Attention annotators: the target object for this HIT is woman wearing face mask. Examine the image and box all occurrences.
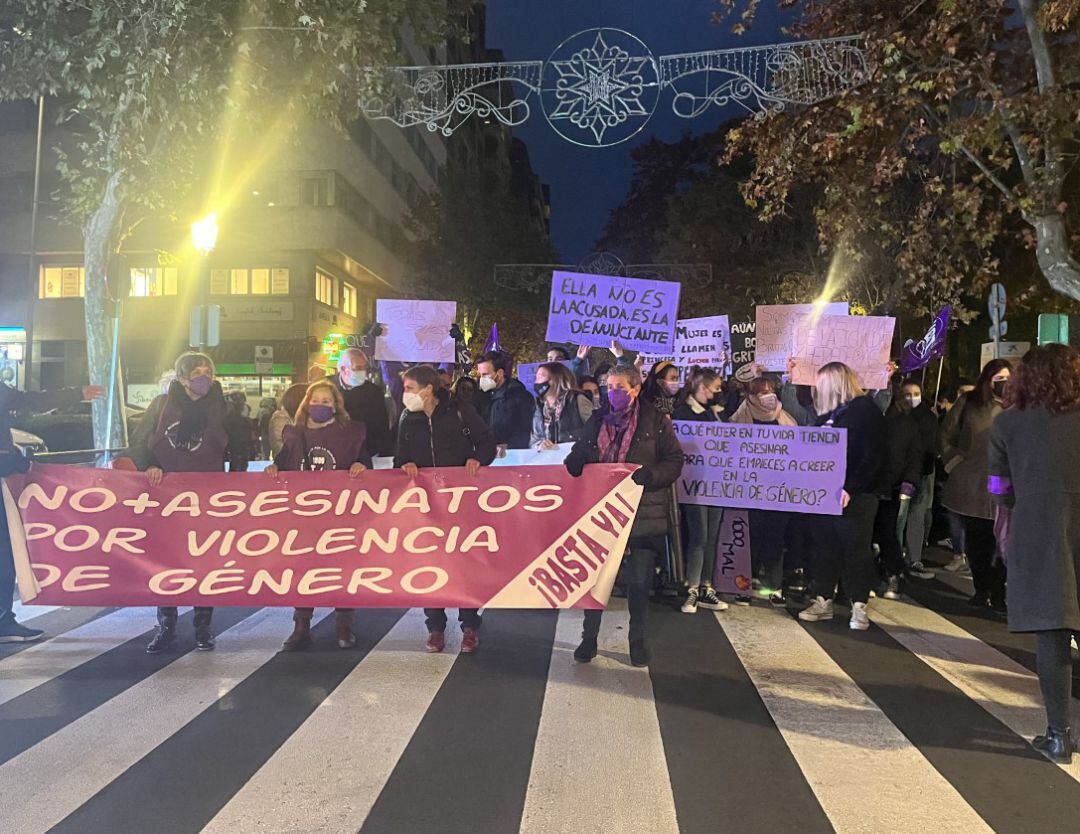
[730,375,798,601]
[798,363,887,631]
[395,366,497,653]
[564,365,684,667]
[530,362,595,450]
[672,367,730,614]
[940,358,1013,615]
[128,353,240,653]
[266,381,371,651]
[642,361,683,418]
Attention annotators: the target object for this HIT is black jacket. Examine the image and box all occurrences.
[478,378,535,450]
[565,403,684,539]
[335,377,393,457]
[394,390,498,468]
[671,397,723,423]
[910,401,939,477]
[817,395,886,496]
[882,408,923,493]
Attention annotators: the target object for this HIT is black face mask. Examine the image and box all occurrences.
[992,379,1007,399]
[535,382,551,399]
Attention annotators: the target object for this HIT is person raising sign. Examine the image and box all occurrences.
[266,380,372,651]
[395,365,497,653]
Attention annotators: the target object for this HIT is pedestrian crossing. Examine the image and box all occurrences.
[2,590,1079,834]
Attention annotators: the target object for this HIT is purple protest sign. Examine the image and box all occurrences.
[546,271,680,354]
[713,509,754,595]
[673,421,848,515]
[900,304,952,373]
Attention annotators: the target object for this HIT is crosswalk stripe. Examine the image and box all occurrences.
[873,596,1080,781]
[648,604,834,834]
[0,607,158,707]
[202,609,459,834]
[0,606,308,834]
[717,605,994,834]
[11,600,59,620]
[358,610,558,834]
[519,604,680,834]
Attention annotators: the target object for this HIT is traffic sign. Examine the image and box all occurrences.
[988,283,1006,325]
[254,345,274,375]
[988,321,1008,340]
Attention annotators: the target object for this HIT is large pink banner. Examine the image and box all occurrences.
[2,464,643,610]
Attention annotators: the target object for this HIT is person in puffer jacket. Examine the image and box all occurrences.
[564,364,683,668]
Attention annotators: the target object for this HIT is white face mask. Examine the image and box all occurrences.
[402,392,425,413]
[478,375,498,393]
[345,370,368,387]
[906,395,922,409]
[758,393,778,412]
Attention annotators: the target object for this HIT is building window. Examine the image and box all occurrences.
[271,268,290,295]
[342,283,357,317]
[301,175,329,207]
[230,268,249,295]
[39,266,85,298]
[129,267,178,297]
[315,269,334,306]
[251,268,270,295]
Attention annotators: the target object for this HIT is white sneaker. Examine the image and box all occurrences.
[944,554,968,573]
[849,602,870,631]
[681,588,699,614]
[798,596,835,622]
[884,576,901,600]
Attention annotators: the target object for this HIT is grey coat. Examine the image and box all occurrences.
[989,407,1080,632]
[940,393,1001,520]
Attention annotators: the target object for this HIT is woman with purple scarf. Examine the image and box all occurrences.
[564,365,684,667]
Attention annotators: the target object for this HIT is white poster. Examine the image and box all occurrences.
[374,299,457,362]
[754,302,850,370]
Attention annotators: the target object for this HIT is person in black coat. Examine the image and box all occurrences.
[989,344,1080,763]
[476,350,535,450]
[395,365,497,653]
[565,364,684,667]
[898,381,940,572]
[334,348,393,457]
[798,362,887,631]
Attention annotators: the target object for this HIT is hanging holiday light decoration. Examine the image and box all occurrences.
[362,28,868,148]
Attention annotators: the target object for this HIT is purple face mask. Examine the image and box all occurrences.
[186,374,213,397]
[607,388,633,413]
[308,404,335,423]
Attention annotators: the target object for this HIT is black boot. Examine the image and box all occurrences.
[1033,727,1074,764]
[629,638,650,668]
[193,607,215,651]
[146,609,177,654]
[574,636,598,663]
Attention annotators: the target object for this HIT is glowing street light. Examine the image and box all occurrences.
[191,213,219,256]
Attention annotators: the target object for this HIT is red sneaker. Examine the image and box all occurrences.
[425,631,445,653]
[461,627,480,654]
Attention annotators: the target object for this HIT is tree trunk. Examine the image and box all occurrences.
[82,170,127,454]
[1032,213,1080,301]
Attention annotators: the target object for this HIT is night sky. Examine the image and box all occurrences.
[485,0,792,262]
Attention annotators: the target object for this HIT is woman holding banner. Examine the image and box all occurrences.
[530,362,595,450]
[730,375,799,603]
[265,380,372,651]
[672,367,729,615]
[395,365,497,654]
[798,362,887,631]
[129,352,242,653]
[565,364,684,667]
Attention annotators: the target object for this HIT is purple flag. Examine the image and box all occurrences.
[900,305,951,373]
[482,323,501,354]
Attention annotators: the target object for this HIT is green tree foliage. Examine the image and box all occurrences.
[0,0,470,447]
[713,0,1080,310]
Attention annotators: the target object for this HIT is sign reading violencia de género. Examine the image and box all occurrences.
[546,270,681,354]
[673,422,847,515]
[3,464,644,611]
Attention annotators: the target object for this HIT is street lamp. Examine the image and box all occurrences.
[191,213,219,256]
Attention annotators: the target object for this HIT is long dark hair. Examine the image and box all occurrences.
[968,358,1013,408]
[643,360,679,401]
[679,366,722,401]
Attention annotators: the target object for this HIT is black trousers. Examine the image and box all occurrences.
[960,514,1006,605]
[582,536,664,646]
[810,493,879,605]
[424,608,481,633]
[749,509,791,591]
[874,496,906,578]
[1036,630,1075,731]
[157,606,212,628]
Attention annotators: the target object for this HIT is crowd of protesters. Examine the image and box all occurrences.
[2,324,1079,764]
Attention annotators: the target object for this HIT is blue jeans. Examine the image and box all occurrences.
[1,497,16,625]
[682,504,724,587]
